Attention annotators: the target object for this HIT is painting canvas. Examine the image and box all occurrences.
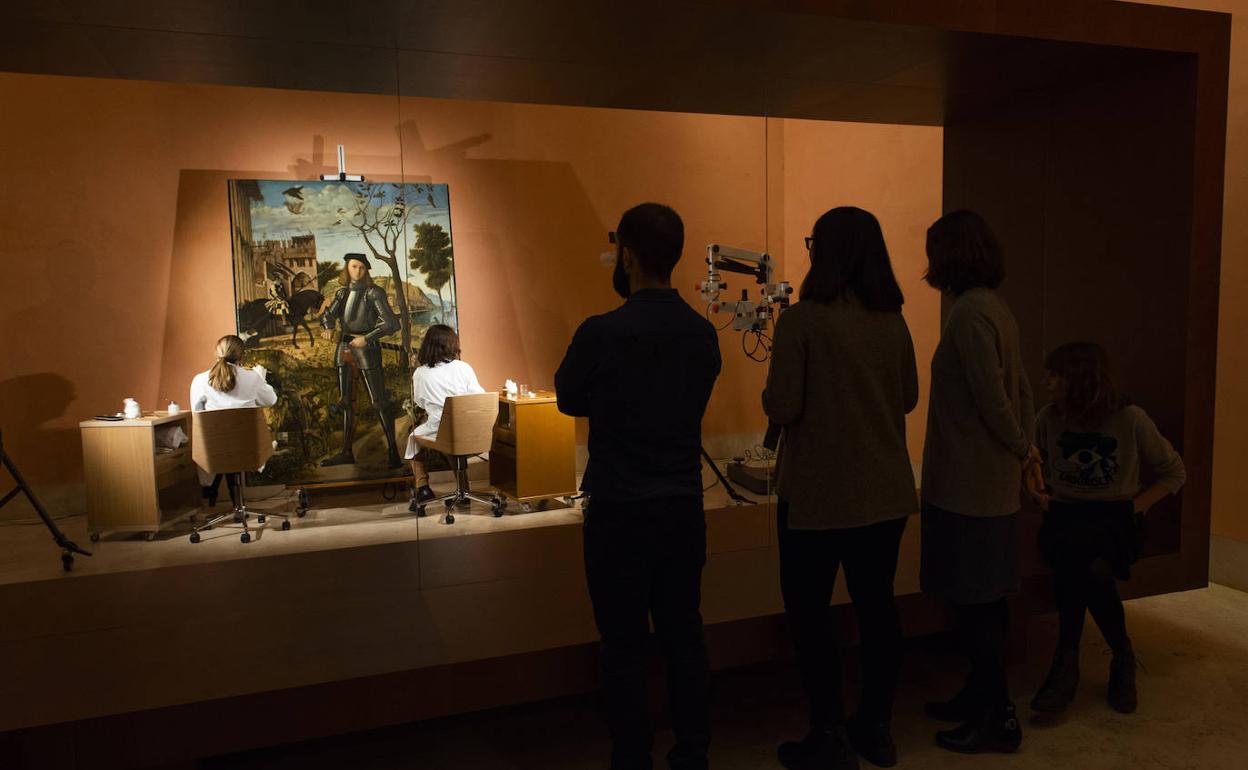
[226,179,457,486]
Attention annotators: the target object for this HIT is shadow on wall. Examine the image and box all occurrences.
[0,373,77,519]
[157,120,617,446]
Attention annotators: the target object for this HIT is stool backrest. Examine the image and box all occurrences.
[436,393,499,457]
[191,408,274,475]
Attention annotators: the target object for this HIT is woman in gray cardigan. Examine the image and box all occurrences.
[764,207,919,770]
[919,210,1041,755]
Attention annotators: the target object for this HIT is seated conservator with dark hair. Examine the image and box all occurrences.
[556,203,722,770]
[406,324,485,510]
[919,210,1042,755]
[764,207,919,770]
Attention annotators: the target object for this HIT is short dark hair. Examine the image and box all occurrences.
[615,203,684,281]
[800,206,905,312]
[1044,342,1129,428]
[924,210,1005,294]
[417,324,461,367]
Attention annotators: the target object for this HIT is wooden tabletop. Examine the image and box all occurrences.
[79,411,192,429]
[500,391,558,405]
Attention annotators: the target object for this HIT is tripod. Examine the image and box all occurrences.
[0,429,92,572]
[701,446,754,505]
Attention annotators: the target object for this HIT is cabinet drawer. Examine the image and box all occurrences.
[154,447,194,489]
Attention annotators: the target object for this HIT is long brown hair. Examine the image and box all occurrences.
[1045,342,1128,428]
[209,335,246,392]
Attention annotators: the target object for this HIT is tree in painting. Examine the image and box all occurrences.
[409,221,454,320]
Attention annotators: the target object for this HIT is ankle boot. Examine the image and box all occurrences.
[778,725,860,770]
[409,485,436,512]
[1031,647,1080,713]
[935,701,1022,755]
[1108,645,1138,714]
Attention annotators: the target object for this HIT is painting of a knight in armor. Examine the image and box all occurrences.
[227,179,458,485]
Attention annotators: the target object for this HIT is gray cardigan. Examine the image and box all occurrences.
[762,297,919,530]
[921,288,1034,517]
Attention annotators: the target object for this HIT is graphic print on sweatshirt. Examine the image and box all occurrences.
[1054,431,1121,489]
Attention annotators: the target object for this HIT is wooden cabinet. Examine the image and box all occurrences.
[490,393,576,504]
[80,413,200,540]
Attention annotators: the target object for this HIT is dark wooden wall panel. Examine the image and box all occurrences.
[944,56,1199,574]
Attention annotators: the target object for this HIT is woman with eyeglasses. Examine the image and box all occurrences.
[764,206,919,770]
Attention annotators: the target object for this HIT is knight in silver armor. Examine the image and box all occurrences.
[319,253,403,468]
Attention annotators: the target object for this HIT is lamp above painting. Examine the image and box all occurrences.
[319,144,364,183]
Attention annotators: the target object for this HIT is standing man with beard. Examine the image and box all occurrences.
[556,203,722,770]
[320,253,403,469]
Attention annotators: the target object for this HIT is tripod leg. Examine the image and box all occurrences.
[2,452,92,558]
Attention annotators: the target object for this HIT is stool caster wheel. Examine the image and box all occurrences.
[257,514,266,524]
[417,506,426,517]
[445,513,455,524]
[190,532,201,544]
[296,508,307,518]
[89,532,100,543]
[281,520,291,531]
[492,501,505,518]
[240,532,251,544]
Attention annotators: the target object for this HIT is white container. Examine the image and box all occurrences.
[123,398,141,419]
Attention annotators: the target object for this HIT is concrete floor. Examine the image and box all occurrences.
[191,584,1248,770]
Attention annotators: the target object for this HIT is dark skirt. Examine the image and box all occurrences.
[920,501,1019,605]
[1037,499,1143,581]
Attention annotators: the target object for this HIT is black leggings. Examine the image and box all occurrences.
[952,598,1010,713]
[778,501,908,726]
[206,473,241,508]
[1055,556,1130,654]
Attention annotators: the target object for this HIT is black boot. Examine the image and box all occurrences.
[934,701,1022,755]
[409,485,436,512]
[1031,647,1080,713]
[1108,644,1138,714]
[778,726,859,770]
[846,714,896,768]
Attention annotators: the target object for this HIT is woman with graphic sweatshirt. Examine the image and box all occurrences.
[1029,341,1185,716]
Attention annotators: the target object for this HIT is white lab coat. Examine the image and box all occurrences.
[405,359,485,459]
[189,364,278,483]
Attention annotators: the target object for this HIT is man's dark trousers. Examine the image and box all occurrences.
[583,496,710,770]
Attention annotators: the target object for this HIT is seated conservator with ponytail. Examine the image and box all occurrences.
[406,324,485,511]
[189,334,278,507]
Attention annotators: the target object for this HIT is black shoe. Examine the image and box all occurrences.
[1108,646,1138,714]
[846,715,896,768]
[409,485,436,512]
[778,726,859,770]
[934,701,1022,755]
[1031,647,1080,713]
[320,451,355,467]
[925,686,976,723]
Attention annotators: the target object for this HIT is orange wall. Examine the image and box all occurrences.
[1126,0,1248,543]
[0,72,942,515]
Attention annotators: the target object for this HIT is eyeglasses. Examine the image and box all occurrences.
[804,236,814,251]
